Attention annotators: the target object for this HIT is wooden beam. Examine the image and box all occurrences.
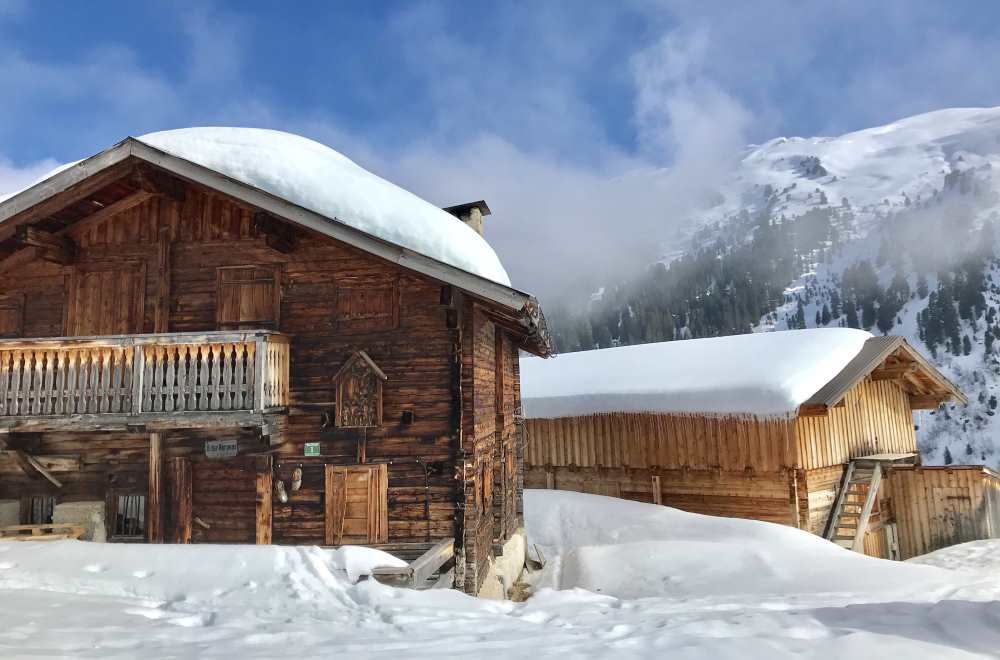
[15,226,76,265]
[253,212,297,253]
[62,190,156,239]
[0,247,42,276]
[171,457,192,543]
[255,463,273,545]
[147,432,163,543]
[0,434,61,487]
[871,364,916,380]
[798,403,829,417]
[0,452,80,472]
[133,166,186,203]
[909,396,945,410]
[0,160,134,243]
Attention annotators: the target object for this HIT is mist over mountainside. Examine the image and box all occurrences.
[549,107,1000,469]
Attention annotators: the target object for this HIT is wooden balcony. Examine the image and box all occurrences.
[0,330,289,432]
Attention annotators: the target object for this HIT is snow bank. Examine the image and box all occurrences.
[0,540,405,607]
[520,328,871,418]
[524,489,966,600]
[1,128,511,286]
[908,539,1000,573]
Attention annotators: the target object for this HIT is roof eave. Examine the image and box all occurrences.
[0,137,541,321]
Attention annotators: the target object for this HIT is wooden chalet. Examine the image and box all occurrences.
[0,130,551,597]
[521,331,998,560]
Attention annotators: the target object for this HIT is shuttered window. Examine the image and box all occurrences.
[68,262,146,336]
[0,293,24,338]
[334,276,398,333]
[216,266,280,330]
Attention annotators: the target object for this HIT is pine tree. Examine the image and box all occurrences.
[963,334,972,355]
[943,447,954,465]
[821,304,831,325]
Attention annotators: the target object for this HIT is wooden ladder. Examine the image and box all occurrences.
[824,461,882,552]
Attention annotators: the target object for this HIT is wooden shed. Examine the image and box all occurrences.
[520,329,991,559]
[0,129,551,596]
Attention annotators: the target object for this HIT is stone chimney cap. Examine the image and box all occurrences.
[442,200,491,218]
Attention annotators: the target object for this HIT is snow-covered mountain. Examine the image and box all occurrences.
[558,107,1000,469]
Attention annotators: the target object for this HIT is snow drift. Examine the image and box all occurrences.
[520,328,872,418]
[523,489,967,600]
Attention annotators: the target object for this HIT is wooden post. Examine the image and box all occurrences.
[147,432,163,543]
[651,475,662,505]
[255,459,273,545]
[171,457,192,543]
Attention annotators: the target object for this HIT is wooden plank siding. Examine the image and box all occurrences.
[524,413,800,526]
[883,465,1000,559]
[0,177,525,595]
[795,376,917,470]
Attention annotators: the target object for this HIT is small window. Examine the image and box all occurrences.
[0,293,25,338]
[216,266,280,330]
[334,276,398,333]
[21,495,55,525]
[112,494,146,539]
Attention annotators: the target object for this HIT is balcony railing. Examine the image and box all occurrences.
[0,331,289,421]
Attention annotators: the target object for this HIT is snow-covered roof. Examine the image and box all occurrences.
[520,328,873,418]
[138,128,510,285]
[2,128,511,286]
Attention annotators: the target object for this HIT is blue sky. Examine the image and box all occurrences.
[2,1,1000,297]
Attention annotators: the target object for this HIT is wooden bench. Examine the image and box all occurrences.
[0,523,86,541]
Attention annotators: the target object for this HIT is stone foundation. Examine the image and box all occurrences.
[476,529,527,600]
[0,500,18,528]
[52,501,107,542]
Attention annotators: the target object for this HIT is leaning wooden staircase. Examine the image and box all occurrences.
[824,461,883,552]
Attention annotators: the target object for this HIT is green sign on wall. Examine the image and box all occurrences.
[304,442,321,457]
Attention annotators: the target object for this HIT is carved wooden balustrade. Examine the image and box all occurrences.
[0,331,289,426]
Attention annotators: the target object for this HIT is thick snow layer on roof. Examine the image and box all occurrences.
[1,128,511,285]
[520,328,872,418]
[137,128,511,285]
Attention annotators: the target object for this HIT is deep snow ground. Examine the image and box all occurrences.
[1,490,998,659]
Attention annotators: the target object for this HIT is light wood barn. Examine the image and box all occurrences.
[0,133,551,596]
[521,333,994,559]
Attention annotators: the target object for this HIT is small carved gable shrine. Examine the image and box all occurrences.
[0,129,551,598]
[332,351,387,429]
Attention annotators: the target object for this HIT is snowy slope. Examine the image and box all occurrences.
[520,328,871,418]
[3,491,1000,658]
[703,107,1000,240]
[688,107,1000,469]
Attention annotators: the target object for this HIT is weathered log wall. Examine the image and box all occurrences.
[0,177,524,594]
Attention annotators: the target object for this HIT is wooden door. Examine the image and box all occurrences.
[187,455,272,544]
[324,464,388,545]
[67,262,146,336]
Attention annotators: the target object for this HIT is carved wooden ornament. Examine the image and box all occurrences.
[332,351,387,428]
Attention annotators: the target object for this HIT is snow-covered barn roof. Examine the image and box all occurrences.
[0,129,551,355]
[520,329,964,419]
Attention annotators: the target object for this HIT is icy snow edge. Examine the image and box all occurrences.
[520,328,873,418]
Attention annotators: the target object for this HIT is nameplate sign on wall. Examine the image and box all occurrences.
[304,442,321,457]
[205,439,239,459]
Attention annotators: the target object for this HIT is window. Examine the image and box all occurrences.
[21,495,55,525]
[216,266,280,330]
[334,276,398,333]
[112,494,146,539]
[0,293,24,338]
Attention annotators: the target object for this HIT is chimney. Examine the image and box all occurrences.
[442,200,491,237]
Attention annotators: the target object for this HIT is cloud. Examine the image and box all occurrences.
[0,155,60,199]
